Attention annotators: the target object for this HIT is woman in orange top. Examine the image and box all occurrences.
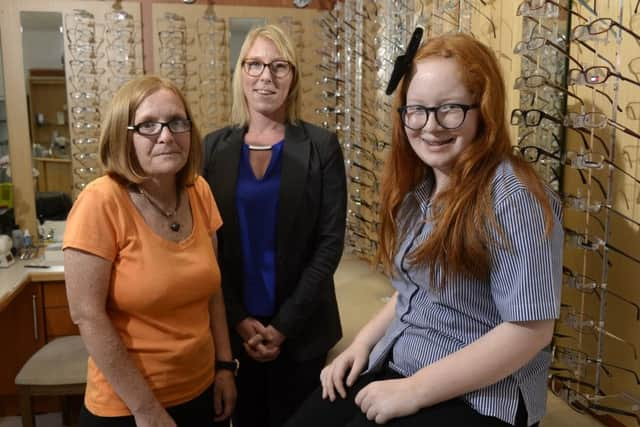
[64,75,236,427]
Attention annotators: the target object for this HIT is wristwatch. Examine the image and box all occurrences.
[216,359,240,376]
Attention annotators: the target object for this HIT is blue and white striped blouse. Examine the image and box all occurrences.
[367,160,564,426]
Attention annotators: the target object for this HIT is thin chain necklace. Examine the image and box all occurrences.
[137,186,181,232]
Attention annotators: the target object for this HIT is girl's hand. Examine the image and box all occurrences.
[355,377,421,424]
[320,341,370,401]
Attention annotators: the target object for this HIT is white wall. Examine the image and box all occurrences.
[22,29,64,80]
[0,45,5,99]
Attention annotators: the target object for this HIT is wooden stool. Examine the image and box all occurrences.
[15,335,87,427]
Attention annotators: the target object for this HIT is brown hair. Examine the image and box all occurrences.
[98,75,202,189]
[230,24,301,127]
[376,33,554,284]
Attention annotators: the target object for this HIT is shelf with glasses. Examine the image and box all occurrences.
[32,157,71,164]
[27,70,71,198]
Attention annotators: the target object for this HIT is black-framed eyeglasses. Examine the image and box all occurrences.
[571,18,640,42]
[127,119,191,136]
[516,145,563,164]
[512,111,610,157]
[398,103,478,130]
[548,373,603,395]
[514,142,608,198]
[511,108,560,127]
[241,59,293,78]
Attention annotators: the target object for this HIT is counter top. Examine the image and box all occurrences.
[0,258,64,311]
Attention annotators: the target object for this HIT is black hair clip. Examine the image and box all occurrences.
[385,26,424,96]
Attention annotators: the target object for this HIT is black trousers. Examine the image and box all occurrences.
[284,366,539,427]
[232,347,326,427]
[78,384,230,427]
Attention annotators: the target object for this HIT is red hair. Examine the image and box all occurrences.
[376,33,553,284]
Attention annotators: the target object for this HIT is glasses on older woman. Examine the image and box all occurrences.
[242,59,293,78]
[127,119,191,136]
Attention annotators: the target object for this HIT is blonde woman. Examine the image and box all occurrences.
[202,25,347,427]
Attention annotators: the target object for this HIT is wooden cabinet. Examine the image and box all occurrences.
[0,282,45,400]
[33,157,72,194]
[0,280,77,416]
[42,281,78,340]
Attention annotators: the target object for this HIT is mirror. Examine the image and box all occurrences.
[0,36,14,235]
[20,11,72,219]
[229,18,266,73]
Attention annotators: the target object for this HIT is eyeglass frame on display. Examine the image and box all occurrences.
[552,344,640,384]
[516,0,587,21]
[561,265,640,320]
[549,376,640,423]
[571,17,640,43]
[568,66,640,91]
[564,226,640,268]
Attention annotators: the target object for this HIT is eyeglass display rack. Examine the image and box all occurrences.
[155,4,230,138]
[512,9,570,196]
[314,0,411,263]
[315,0,500,264]
[516,1,640,425]
[64,2,144,199]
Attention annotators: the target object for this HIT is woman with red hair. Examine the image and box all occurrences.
[286,32,563,427]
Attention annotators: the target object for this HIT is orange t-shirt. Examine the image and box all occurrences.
[63,175,222,416]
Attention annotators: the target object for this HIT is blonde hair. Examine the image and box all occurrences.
[99,75,202,188]
[230,24,301,127]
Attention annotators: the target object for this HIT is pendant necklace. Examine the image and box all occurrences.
[138,186,181,232]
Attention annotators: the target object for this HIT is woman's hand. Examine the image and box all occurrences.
[214,370,237,421]
[320,341,370,401]
[236,317,267,343]
[237,318,280,362]
[354,377,421,424]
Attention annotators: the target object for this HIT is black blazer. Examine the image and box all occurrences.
[202,121,346,361]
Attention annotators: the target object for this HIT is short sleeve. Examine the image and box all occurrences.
[490,189,563,322]
[62,181,120,262]
[193,176,222,235]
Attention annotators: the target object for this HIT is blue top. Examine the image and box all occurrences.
[236,140,284,316]
[366,160,564,426]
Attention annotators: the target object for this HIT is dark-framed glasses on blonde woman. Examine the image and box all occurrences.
[241,59,293,78]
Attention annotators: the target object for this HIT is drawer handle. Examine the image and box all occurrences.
[32,294,39,341]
